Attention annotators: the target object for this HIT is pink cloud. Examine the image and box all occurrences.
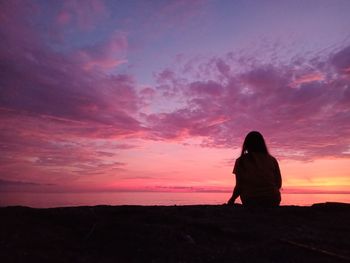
[157,69,175,81]
[0,111,137,187]
[140,87,156,97]
[344,67,350,76]
[0,1,146,188]
[56,10,72,26]
[0,8,137,131]
[77,31,128,71]
[291,72,324,87]
[188,80,224,97]
[145,44,350,160]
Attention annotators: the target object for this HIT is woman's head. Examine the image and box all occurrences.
[241,131,269,156]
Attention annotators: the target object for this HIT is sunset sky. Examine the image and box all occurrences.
[1,0,350,196]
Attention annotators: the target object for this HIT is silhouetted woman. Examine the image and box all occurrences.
[227,131,282,207]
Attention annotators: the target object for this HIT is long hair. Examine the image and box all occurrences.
[240,131,269,157]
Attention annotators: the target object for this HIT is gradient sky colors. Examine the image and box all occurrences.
[1,0,350,196]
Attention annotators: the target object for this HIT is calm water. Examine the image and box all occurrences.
[1,192,350,208]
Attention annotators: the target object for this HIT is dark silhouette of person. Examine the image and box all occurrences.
[227,131,282,207]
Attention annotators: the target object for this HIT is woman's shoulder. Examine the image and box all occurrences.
[268,154,278,162]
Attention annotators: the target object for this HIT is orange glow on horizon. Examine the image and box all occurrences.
[53,143,349,195]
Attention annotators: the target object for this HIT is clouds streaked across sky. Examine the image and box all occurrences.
[1,0,350,194]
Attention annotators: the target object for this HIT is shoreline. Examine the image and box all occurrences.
[1,202,350,262]
[1,192,350,209]
[1,201,350,209]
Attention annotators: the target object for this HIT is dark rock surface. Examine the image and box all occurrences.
[1,202,350,262]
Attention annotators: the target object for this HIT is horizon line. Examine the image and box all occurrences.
[1,189,350,194]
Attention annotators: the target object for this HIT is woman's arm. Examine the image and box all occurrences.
[228,159,240,205]
[232,184,240,200]
[228,185,240,204]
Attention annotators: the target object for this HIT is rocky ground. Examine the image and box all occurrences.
[1,203,350,262]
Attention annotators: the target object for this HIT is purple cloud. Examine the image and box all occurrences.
[0,1,147,186]
[146,44,350,160]
[76,31,128,71]
[0,179,56,193]
[0,1,142,135]
[332,45,350,75]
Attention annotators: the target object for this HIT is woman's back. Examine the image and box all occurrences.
[234,153,281,200]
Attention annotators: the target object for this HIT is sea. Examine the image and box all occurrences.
[1,192,350,208]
